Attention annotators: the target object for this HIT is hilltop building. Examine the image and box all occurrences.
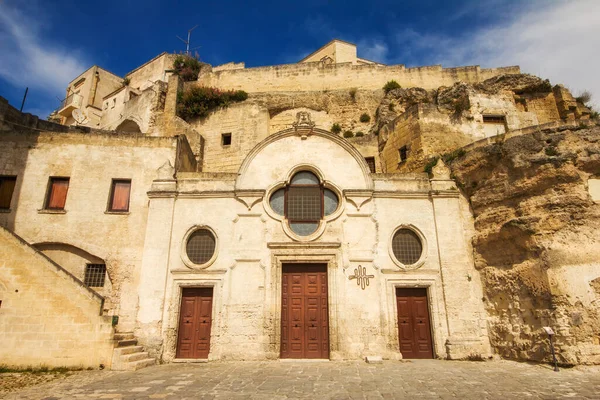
[1,39,598,370]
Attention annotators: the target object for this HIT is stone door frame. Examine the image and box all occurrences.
[384,275,448,359]
[268,242,341,359]
[162,274,225,363]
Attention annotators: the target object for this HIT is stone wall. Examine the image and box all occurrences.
[0,131,178,330]
[448,124,600,365]
[199,62,520,93]
[0,227,114,368]
[125,53,176,92]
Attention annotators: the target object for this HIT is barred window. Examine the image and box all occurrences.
[186,229,216,265]
[269,171,339,237]
[392,229,423,265]
[84,264,106,287]
[287,186,321,221]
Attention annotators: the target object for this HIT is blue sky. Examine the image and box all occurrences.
[1,0,599,118]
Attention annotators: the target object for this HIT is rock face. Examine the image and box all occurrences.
[448,124,600,364]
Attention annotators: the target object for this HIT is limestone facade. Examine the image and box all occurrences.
[0,39,598,368]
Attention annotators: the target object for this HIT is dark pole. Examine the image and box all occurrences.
[20,87,28,112]
[549,335,559,372]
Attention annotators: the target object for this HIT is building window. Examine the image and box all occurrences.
[45,177,70,210]
[392,228,423,265]
[365,157,376,173]
[483,115,506,124]
[0,176,17,209]
[84,264,106,287]
[222,133,232,146]
[186,228,217,265]
[399,146,408,163]
[269,171,339,237]
[108,179,131,212]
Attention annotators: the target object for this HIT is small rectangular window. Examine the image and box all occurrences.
[365,157,376,173]
[108,179,131,212]
[84,264,106,287]
[399,146,408,163]
[483,115,506,124]
[45,177,70,210]
[0,176,17,209]
[222,133,232,146]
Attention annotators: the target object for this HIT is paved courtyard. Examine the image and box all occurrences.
[2,360,600,400]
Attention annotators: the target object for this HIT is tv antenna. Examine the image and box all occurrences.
[176,25,201,56]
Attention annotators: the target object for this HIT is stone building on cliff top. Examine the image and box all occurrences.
[1,39,599,370]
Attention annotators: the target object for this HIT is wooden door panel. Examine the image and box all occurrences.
[396,288,433,359]
[281,264,328,359]
[176,288,213,359]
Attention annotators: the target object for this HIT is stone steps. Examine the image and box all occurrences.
[130,358,156,370]
[113,345,144,356]
[111,331,156,371]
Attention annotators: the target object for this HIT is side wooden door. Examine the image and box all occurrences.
[396,288,434,359]
[176,287,213,359]
[281,264,329,359]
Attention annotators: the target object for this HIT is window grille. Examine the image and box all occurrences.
[287,186,322,221]
[84,264,106,287]
[392,229,422,265]
[186,229,216,265]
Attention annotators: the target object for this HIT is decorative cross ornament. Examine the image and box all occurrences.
[349,265,375,290]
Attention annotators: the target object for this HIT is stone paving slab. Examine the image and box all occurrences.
[2,360,600,400]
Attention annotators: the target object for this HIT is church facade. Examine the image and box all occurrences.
[1,40,597,369]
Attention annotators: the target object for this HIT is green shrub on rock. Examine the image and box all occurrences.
[177,86,248,120]
[383,80,401,94]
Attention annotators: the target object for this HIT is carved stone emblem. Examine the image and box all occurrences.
[349,265,374,290]
[292,111,316,139]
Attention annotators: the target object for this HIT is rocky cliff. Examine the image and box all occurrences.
[447,123,600,364]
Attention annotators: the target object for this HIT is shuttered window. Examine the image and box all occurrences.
[45,178,70,210]
[109,180,131,212]
[0,176,17,209]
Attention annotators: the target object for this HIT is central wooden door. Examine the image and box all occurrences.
[281,264,329,359]
[396,288,434,359]
[176,287,213,359]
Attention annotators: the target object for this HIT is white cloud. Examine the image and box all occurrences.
[388,0,600,108]
[0,2,88,97]
[357,39,389,63]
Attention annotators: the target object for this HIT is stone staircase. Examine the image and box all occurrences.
[111,332,156,371]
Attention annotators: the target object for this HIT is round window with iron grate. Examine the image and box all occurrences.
[391,228,423,265]
[186,229,216,265]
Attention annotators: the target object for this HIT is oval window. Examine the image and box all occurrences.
[391,229,422,265]
[186,229,216,265]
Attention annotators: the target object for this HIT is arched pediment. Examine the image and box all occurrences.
[236,127,373,191]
